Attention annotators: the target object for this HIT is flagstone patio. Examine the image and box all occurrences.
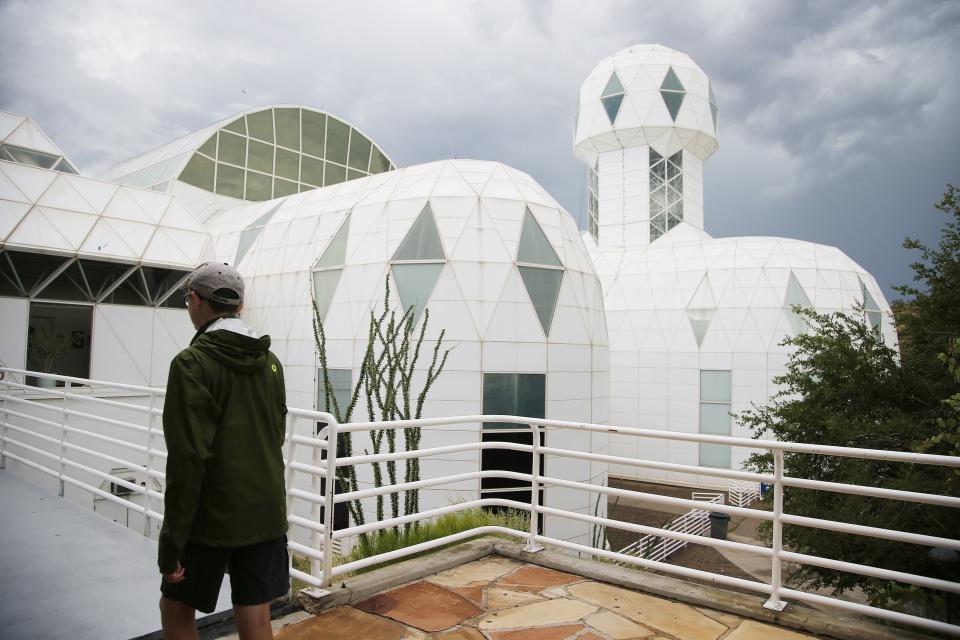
[272,556,819,640]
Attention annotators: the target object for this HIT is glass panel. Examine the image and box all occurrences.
[392,262,443,328]
[393,204,445,260]
[661,67,685,92]
[7,251,70,296]
[481,431,540,490]
[650,149,662,162]
[247,140,274,174]
[518,266,563,336]
[301,110,326,157]
[861,280,881,312]
[301,156,324,186]
[197,134,217,158]
[688,309,713,347]
[215,163,244,198]
[602,72,624,98]
[0,146,14,161]
[246,109,274,143]
[661,90,685,121]
[369,147,390,174]
[784,273,811,308]
[315,216,351,268]
[669,150,683,166]
[0,252,23,296]
[318,368,352,415]
[275,148,299,181]
[245,171,272,201]
[601,93,624,124]
[324,162,346,186]
[101,267,149,305]
[235,227,263,265]
[80,259,135,300]
[868,311,883,332]
[699,443,731,468]
[33,259,87,301]
[311,268,342,322]
[482,373,545,430]
[710,102,719,131]
[348,132,371,171]
[700,403,731,434]
[217,131,246,166]
[27,302,93,384]
[54,159,77,174]
[224,116,247,135]
[141,266,189,305]
[325,118,350,165]
[274,107,300,151]
[346,168,364,182]
[179,154,215,191]
[2,144,58,169]
[700,370,730,402]
[273,177,298,198]
[517,208,561,266]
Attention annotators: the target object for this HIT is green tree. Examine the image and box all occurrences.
[739,185,960,619]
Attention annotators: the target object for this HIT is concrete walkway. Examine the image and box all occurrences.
[0,471,230,639]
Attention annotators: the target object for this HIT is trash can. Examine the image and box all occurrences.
[709,512,731,540]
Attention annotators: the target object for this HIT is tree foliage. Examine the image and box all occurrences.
[739,185,960,618]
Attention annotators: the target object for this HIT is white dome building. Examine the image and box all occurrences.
[204,158,610,545]
[575,45,894,483]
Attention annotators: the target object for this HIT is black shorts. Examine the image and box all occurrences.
[160,536,289,613]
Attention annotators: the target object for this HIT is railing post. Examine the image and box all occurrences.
[283,412,298,589]
[57,380,71,498]
[142,392,160,537]
[321,416,338,587]
[764,449,788,611]
[523,422,544,553]
[310,424,324,579]
[0,371,9,470]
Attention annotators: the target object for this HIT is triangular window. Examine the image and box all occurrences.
[312,269,342,323]
[686,274,716,348]
[600,71,626,125]
[392,263,444,328]
[660,67,686,121]
[708,81,719,132]
[860,278,882,333]
[393,203,445,261]
[314,214,351,269]
[518,266,563,336]
[784,272,812,335]
[517,208,562,267]
[235,203,284,265]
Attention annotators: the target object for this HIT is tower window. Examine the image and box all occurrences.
[649,149,683,242]
[587,162,599,243]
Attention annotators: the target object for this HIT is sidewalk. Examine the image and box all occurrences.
[0,470,230,639]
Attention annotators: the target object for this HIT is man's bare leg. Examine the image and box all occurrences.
[234,603,272,640]
[160,597,199,640]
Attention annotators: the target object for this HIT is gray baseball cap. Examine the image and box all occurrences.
[185,262,244,305]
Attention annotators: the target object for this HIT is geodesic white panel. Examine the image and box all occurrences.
[0,162,57,202]
[6,119,62,156]
[37,174,98,214]
[91,305,153,385]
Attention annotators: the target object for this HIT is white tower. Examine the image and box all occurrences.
[574,44,718,248]
[576,46,893,483]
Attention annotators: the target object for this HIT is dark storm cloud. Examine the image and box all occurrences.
[1,0,957,299]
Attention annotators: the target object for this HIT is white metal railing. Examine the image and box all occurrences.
[729,479,762,509]
[618,491,722,563]
[2,368,960,637]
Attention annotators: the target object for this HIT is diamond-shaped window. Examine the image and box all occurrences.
[311,213,351,323]
[517,207,562,267]
[784,271,812,335]
[686,273,716,347]
[708,81,719,132]
[601,71,625,125]
[391,202,446,328]
[516,207,564,336]
[860,277,882,333]
[235,202,284,265]
[660,67,686,121]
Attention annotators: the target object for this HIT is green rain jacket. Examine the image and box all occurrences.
[158,319,288,574]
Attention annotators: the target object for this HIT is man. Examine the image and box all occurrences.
[159,262,288,640]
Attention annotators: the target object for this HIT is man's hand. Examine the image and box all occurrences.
[163,562,186,583]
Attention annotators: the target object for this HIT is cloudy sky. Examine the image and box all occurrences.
[2,0,957,300]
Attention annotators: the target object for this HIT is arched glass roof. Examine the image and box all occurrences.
[101,105,395,201]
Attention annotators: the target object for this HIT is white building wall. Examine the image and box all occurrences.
[0,297,29,370]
